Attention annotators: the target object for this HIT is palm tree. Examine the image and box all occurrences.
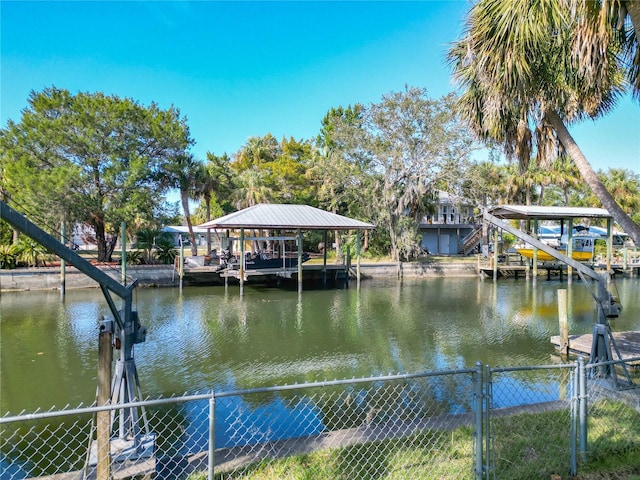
[161,153,200,256]
[449,0,640,245]
[196,153,233,253]
[596,168,640,222]
[232,167,274,209]
[546,156,582,205]
[568,0,640,98]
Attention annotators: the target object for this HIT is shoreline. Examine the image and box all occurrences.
[0,260,480,292]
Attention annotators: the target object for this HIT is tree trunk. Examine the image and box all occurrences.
[106,234,118,261]
[181,191,198,256]
[546,110,640,245]
[94,220,110,262]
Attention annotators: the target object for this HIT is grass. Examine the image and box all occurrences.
[186,402,640,480]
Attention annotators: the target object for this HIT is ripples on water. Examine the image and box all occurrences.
[1,276,639,411]
[2,276,639,477]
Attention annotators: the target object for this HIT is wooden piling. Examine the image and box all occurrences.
[60,224,66,297]
[558,289,569,357]
[121,222,127,285]
[297,229,303,293]
[492,229,499,281]
[97,327,113,480]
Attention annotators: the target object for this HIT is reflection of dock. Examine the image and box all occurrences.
[550,331,640,368]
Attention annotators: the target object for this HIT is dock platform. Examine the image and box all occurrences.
[550,331,640,368]
[181,263,353,287]
[479,264,566,279]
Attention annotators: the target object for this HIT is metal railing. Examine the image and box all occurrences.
[1,358,638,479]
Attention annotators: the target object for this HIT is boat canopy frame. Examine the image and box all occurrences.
[484,207,632,385]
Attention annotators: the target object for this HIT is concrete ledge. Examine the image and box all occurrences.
[0,265,177,292]
[1,261,479,292]
[357,262,479,278]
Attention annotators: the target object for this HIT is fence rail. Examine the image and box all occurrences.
[1,358,638,480]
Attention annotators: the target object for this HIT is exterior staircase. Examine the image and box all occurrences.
[460,225,482,255]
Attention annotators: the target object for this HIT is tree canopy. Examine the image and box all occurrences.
[321,87,477,260]
[0,87,193,261]
[449,0,640,245]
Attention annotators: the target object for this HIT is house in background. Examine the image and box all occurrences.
[161,226,216,249]
[419,191,481,255]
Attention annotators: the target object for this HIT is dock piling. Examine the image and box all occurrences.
[558,289,569,357]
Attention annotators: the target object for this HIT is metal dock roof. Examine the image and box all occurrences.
[199,204,375,230]
[488,205,611,220]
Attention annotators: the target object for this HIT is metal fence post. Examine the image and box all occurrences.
[474,361,484,480]
[484,365,492,480]
[208,395,216,480]
[578,356,588,464]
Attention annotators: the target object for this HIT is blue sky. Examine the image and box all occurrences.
[1,1,639,174]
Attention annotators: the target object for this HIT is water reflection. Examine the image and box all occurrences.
[2,277,639,476]
[1,277,638,414]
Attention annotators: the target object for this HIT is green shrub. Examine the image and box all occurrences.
[125,249,145,265]
[155,234,177,265]
[0,244,18,269]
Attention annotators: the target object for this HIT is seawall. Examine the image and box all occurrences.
[0,261,479,292]
[357,261,478,278]
[0,265,178,292]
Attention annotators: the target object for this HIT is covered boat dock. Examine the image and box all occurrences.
[196,204,375,294]
[482,205,617,282]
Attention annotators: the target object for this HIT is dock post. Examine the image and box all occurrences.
[240,229,245,297]
[356,231,361,290]
[492,228,498,281]
[322,230,328,288]
[606,219,612,271]
[532,219,538,285]
[60,223,66,298]
[345,244,351,288]
[558,289,569,356]
[121,221,127,285]
[97,322,113,480]
[297,229,303,293]
[567,219,573,284]
[179,236,184,290]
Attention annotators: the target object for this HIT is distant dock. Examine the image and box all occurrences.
[181,262,353,288]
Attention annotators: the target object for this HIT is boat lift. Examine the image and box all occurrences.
[484,210,633,384]
[0,201,153,468]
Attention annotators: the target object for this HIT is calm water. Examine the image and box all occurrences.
[2,276,639,415]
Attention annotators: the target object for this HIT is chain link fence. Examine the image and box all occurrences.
[487,364,577,479]
[1,359,638,480]
[583,360,640,477]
